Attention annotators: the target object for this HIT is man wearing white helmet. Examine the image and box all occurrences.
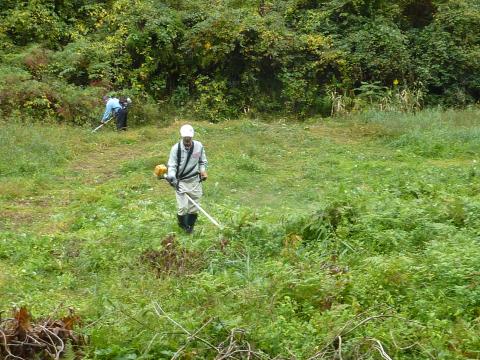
[166,124,208,233]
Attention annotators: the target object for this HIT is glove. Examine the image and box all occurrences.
[166,175,177,188]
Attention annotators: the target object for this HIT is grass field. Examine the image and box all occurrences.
[1,108,480,359]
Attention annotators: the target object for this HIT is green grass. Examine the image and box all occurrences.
[1,109,480,359]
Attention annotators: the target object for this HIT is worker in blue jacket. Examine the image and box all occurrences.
[101,95,130,131]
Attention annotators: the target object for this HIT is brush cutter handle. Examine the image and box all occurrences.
[164,175,177,188]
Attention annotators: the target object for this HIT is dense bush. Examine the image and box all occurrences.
[0,0,479,123]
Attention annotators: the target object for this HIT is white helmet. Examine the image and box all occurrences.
[180,124,194,138]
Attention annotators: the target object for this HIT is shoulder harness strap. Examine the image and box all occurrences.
[177,142,195,180]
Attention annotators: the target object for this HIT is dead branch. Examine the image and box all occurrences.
[171,318,215,360]
[151,303,269,359]
[152,301,219,353]
[337,335,343,360]
[0,307,83,360]
[368,338,393,360]
[342,315,392,336]
[389,330,418,351]
[216,329,267,360]
[307,312,392,360]
[39,324,65,359]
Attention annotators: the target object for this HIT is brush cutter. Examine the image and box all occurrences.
[92,117,113,133]
[154,164,222,229]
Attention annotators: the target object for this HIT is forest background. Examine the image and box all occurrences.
[1,0,479,123]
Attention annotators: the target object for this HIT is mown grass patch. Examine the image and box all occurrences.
[0,124,78,177]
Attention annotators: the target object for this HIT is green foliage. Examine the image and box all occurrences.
[368,108,480,158]
[344,21,411,84]
[193,76,237,121]
[0,0,478,122]
[409,1,480,105]
[0,2,69,48]
[3,110,480,358]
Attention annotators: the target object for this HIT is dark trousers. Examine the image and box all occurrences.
[115,109,127,131]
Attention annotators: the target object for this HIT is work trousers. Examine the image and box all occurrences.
[176,179,202,215]
[115,108,127,131]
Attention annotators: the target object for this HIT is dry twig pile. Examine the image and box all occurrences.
[0,307,84,360]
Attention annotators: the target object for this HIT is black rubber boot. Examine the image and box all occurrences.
[186,213,198,234]
[177,214,187,231]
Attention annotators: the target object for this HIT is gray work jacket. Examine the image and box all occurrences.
[167,140,208,182]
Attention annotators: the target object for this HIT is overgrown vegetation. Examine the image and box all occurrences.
[1,108,480,358]
[1,0,479,123]
[1,1,480,357]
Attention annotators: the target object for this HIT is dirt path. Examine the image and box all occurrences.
[68,145,148,185]
[2,139,155,233]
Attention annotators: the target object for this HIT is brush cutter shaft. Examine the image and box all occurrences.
[161,174,221,229]
[92,117,113,133]
[184,193,222,229]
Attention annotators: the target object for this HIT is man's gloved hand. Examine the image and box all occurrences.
[166,175,177,188]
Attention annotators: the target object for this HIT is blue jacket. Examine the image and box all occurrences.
[102,97,122,122]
